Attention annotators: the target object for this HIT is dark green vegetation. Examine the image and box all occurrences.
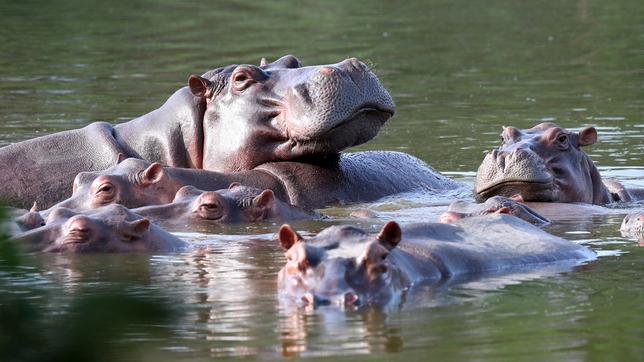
[1,0,643,360]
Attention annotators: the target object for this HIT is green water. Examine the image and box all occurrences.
[1,0,643,360]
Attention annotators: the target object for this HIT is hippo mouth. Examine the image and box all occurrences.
[476,180,555,201]
[278,105,394,159]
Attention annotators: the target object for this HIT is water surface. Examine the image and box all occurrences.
[1,0,643,360]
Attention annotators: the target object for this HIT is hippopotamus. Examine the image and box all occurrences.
[439,195,550,226]
[277,215,595,307]
[0,55,458,209]
[475,123,644,204]
[34,151,459,218]
[620,211,643,241]
[132,184,318,227]
[12,204,186,253]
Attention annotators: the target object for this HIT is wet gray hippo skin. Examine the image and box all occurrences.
[0,55,396,209]
[475,123,644,204]
[620,211,643,241]
[277,215,595,307]
[13,204,186,253]
[39,152,459,217]
[132,184,318,227]
[440,195,550,226]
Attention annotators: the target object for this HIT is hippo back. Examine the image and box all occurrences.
[400,214,596,277]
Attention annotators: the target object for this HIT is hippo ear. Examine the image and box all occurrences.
[116,153,127,164]
[30,201,39,213]
[578,127,597,147]
[253,190,275,208]
[376,221,401,250]
[278,224,303,250]
[188,75,214,98]
[120,219,150,241]
[228,182,241,189]
[141,163,165,186]
[260,57,268,67]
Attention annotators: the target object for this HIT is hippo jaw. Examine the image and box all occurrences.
[192,55,396,172]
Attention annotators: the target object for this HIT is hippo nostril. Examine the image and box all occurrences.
[293,83,312,105]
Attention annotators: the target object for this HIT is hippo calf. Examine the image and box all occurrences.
[620,211,643,241]
[133,184,318,227]
[277,215,595,308]
[439,195,550,226]
[476,123,643,204]
[38,151,459,218]
[13,204,186,253]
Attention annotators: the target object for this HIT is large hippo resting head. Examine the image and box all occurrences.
[13,204,186,253]
[189,55,396,170]
[476,123,615,204]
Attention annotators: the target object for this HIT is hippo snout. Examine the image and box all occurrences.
[476,147,553,200]
[63,215,94,243]
[283,57,395,144]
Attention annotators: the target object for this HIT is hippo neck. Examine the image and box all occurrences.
[585,156,614,204]
[114,87,206,169]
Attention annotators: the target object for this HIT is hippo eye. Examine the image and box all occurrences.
[557,134,568,143]
[233,72,248,83]
[231,67,256,91]
[200,203,219,211]
[96,183,115,196]
[197,202,223,220]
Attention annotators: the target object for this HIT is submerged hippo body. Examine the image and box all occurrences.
[621,211,643,241]
[0,55,414,209]
[133,184,318,226]
[440,195,550,226]
[475,123,643,204]
[277,215,595,307]
[13,204,186,253]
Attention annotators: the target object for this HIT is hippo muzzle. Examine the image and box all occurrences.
[475,148,555,201]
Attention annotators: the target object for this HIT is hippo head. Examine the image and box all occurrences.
[189,55,396,171]
[156,184,279,224]
[475,123,609,204]
[620,211,643,241]
[47,158,181,214]
[277,221,406,308]
[14,204,185,253]
[440,195,550,226]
